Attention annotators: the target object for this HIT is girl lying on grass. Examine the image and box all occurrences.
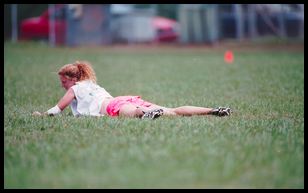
[33,61,232,119]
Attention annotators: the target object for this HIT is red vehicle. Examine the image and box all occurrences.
[152,16,178,42]
[20,5,66,44]
[20,5,178,45]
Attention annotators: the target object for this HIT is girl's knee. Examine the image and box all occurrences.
[134,107,144,117]
[119,105,143,118]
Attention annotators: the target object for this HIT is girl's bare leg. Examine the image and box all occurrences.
[171,106,214,116]
[118,103,230,118]
[139,104,214,116]
[166,106,232,117]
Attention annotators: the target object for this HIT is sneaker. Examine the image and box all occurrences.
[141,109,164,120]
[210,107,232,117]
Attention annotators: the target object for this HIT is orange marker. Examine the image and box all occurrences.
[224,50,234,63]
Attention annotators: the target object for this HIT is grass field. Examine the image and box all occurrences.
[4,41,304,188]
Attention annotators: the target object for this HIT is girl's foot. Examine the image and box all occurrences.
[141,109,164,119]
[210,107,232,116]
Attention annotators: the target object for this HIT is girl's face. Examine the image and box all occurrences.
[59,75,77,90]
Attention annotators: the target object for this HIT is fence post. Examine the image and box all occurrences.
[191,5,203,43]
[203,4,219,44]
[278,4,286,38]
[49,4,56,47]
[178,4,189,43]
[248,4,257,39]
[299,4,304,39]
[234,4,244,41]
[11,4,18,43]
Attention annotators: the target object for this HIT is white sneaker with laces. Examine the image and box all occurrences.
[211,107,232,116]
[141,109,164,119]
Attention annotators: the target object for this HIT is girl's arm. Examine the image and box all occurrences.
[33,88,75,116]
[56,87,75,111]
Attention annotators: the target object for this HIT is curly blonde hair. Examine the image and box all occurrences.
[58,61,97,83]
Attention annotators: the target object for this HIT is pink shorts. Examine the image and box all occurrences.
[106,96,153,117]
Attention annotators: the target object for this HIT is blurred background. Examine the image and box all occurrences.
[4,4,304,47]
[4,4,304,188]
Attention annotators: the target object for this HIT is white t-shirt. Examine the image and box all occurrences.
[70,80,113,116]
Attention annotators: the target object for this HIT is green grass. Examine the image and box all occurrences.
[4,41,304,188]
